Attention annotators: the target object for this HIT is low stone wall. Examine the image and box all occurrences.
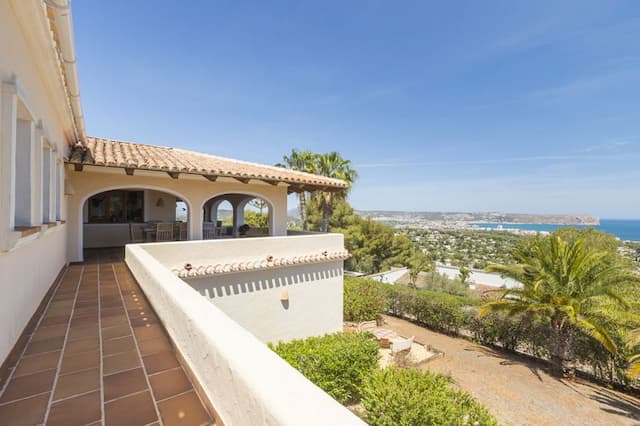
[125,239,363,426]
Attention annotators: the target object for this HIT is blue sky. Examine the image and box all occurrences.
[73,1,640,218]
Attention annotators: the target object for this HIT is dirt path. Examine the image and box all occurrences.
[383,315,640,426]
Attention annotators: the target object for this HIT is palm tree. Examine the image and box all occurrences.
[275,149,316,230]
[480,235,639,378]
[313,152,358,232]
[627,329,640,378]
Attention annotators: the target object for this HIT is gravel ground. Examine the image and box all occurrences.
[383,315,640,426]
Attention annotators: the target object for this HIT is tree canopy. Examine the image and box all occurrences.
[482,230,640,377]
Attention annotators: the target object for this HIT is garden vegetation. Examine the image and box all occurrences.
[270,332,498,424]
[343,231,640,385]
[362,368,497,426]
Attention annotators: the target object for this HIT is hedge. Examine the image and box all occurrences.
[269,332,380,404]
[344,277,640,387]
[361,367,498,426]
[344,276,387,322]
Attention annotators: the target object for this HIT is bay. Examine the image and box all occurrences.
[473,219,640,242]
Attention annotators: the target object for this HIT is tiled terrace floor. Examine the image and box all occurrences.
[0,249,213,426]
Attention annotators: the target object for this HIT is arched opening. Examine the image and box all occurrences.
[202,193,273,239]
[82,188,190,255]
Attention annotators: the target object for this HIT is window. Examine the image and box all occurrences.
[87,190,144,223]
[55,161,62,221]
[42,145,51,223]
[15,117,33,227]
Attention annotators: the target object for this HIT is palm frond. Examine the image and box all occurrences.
[576,318,618,355]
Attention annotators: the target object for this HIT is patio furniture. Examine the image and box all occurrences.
[203,222,218,240]
[370,328,399,341]
[357,321,400,347]
[174,222,188,240]
[155,223,174,241]
[357,320,377,333]
[390,336,414,353]
[128,223,145,243]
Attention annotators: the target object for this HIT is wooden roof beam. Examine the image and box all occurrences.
[167,171,180,179]
[125,167,134,176]
[74,163,83,172]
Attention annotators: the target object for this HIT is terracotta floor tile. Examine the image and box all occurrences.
[48,300,74,310]
[73,304,98,314]
[0,255,212,426]
[30,324,67,342]
[158,391,211,426]
[101,315,129,328]
[13,351,60,378]
[72,311,98,322]
[149,368,192,401]
[104,367,148,401]
[47,390,101,426]
[64,336,100,354]
[24,336,64,355]
[101,300,123,310]
[60,349,100,374]
[102,324,131,340]
[103,350,141,375]
[130,314,159,328]
[40,315,70,327]
[138,336,172,356]
[45,306,72,317]
[134,324,167,342]
[101,306,126,317]
[67,323,99,341]
[105,390,158,426]
[75,299,98,308]
[0,392,50,426]
[53,367,100,401]
[103,335,136,356]
[70,316,98,329]
[143,351,180,374]
[0,369,56,403]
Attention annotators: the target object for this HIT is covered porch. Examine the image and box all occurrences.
[64,137,347,262]
[83,188,189,249]
[202,193,272,239]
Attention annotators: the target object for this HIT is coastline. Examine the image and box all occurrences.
[469,220,640,243]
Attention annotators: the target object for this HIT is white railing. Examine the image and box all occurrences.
[125,235,363,426]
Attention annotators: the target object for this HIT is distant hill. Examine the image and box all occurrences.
[357,210,599,225]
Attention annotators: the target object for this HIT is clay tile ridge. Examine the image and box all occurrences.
[65,136,348,189]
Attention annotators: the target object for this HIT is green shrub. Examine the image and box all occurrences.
[344,277,387,322]
[362,368,498,426]
[384,285,477,335]
[270,332,380,404]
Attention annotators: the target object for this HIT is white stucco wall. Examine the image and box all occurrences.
[188,264,343,343]
[142,234,346,341]
[125,238,362,426]
[144,189,177,222]
[178,235,345,343]
[0,226,67,364]
[0,1,73,365]
[66,167,289,262]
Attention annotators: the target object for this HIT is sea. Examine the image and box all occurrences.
[473,219,640,242]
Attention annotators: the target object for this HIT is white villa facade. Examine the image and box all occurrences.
[0,2,361,424]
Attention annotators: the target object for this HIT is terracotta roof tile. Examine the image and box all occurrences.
[66,137,348,190]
